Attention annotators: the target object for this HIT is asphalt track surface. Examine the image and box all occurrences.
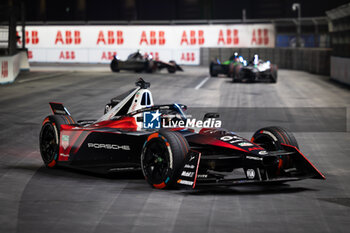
[0,65,350,233]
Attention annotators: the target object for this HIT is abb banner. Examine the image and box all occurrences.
[17,24,275,65]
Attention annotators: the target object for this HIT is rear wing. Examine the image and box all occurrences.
[49,102,70,115]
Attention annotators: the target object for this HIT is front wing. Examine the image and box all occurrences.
[176,145,325,189]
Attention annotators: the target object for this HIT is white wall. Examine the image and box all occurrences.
[17,24,275,65]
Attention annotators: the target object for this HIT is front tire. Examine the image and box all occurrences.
[141,130,189,189]
[251,126,298,151]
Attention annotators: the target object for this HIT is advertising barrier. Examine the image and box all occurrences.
[0,51,28,84]
[17,24,275,65]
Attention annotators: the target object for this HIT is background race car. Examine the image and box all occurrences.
[110,50,183,73]
[209,52,245,77]
[210,53,278,83]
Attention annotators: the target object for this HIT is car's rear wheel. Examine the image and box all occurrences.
[39,115,68,168]
[141,130,189,189]
[270,65,278,83]
[209,62,218,77]
[167,60,177,73]
[110,58,120,72]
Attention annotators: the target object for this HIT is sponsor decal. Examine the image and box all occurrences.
[246,169,256,179]
[61,135,69,150]
[177,179,194,186]
[87,143,131,150]
[60,153,69,157]
[248,147,263,151]
[259,150,268,155]
[181,171,195,178]
[184,164,195,169]
[220,135,244,144]
[54,109,66,115]
[143,110,161,129]
[246,156,263,161]
[238,142,253,147]
[197,174,208,178]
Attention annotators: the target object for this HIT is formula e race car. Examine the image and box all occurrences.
[209,52,244,78]
[39,79,324,189]
[110,50,183,73]
[210,54,278,83]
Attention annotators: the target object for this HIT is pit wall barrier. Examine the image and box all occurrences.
[200,47,331,75]
[331,56,350,85]
[0,51,30,84]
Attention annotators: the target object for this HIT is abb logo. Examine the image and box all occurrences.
[145,52,159,61]
[16,31,39,45]
[97,31,124,45]
[217,29,239,45]
[1,61,8,78]
[180,30,204,45]
[101,51,117,60]
[251,29,269,45]
[139,31,165,45]
[28,50,33,59]
[55,31,81,44]
[180,52,195,62]
[59,51,75,60]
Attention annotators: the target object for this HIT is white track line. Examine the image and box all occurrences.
[194,76,210,90]
[18,73,66,83]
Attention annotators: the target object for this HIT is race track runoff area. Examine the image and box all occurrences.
[0,65,349,233]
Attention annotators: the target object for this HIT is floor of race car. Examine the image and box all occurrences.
[0,65,350,233]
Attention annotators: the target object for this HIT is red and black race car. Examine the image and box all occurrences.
[39,79,324,189]
[110,50,183,73]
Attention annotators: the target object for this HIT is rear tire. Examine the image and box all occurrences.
[167,60,177,73]
[141,130,189,189]
[270,65,278,83]
[39,115,71,168]
[209,62,218,77]
[110,58,120,72]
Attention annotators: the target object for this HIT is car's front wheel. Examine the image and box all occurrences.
[141,130,189,189]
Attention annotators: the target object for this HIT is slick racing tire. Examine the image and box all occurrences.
[167,60,177,73]
[248,126,299,179]
[209,62,218,77]
[39,115,73,168]
[270,65,278,83]
[251,126,299,151]
[110,58,120,72]
[232,64,242,82]
[141,130,189,189]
